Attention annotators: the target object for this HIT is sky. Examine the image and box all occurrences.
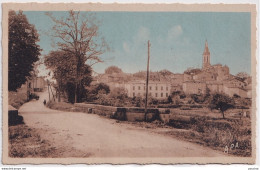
[24,11,251,75]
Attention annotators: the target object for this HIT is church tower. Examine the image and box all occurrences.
[202,40,211,69]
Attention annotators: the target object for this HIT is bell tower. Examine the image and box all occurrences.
[203,40,211,69]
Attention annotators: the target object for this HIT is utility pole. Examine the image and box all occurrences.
[145,40,151,121]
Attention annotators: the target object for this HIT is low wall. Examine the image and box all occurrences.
[75,103,160,122]
[8,105,23,125]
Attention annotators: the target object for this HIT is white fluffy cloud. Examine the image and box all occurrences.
[122,26,150,55]
[134,26,150,42]
[168,25,183,39]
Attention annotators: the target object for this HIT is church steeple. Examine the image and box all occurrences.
[203,40,211,69]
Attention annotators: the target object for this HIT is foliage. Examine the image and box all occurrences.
[105,66,123,74]
[132,96,144,107]
[209,93,235,119]
[171,90,186,99]
[44,50,92,103]
[159,69,173,76]
[85,83,110,102]
[167,95,173,103]
[93,83,110,94]
[8,10,41,91]
[109,87,128,100]
[94,87,129,107]
[46,10,108,103]
[96,90,111,105]
[8,90,28,109]
[148,98,159,106]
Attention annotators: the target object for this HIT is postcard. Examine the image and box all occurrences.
[2,3,257,164]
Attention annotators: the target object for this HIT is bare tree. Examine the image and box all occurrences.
[46,10,108,103]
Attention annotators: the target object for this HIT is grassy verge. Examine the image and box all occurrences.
[124,116,251,157]
[8,91,28,109]
[47,101,83,112]
[9,123,92,158]
[9,124,58,157]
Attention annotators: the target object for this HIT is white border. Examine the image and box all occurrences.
[0,0,259,170]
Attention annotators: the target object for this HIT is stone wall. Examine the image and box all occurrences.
[75,103,160,122]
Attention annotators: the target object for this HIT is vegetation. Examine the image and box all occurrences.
[85,83,110,102]
[45,10,108,103]
[105,66,123,74]
[8,10,41,91]
[45,50,92,103]
[209,93,235,119]
[8,88,28,109]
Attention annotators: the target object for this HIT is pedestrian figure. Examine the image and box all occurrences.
[43,99,46,105]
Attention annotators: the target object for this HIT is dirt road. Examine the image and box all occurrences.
[19,90,226,157]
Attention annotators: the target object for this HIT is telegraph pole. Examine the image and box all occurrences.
[145,40,150,121]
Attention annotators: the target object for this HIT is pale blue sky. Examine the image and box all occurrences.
[24,11,251,75]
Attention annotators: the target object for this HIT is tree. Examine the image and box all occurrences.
[209,93,235,119]
[159,69,173,76]
[109,87,128,100]
[8,10,41,91]
[47,10,108,103]
[105,66,123,74]
[167,95,173,104]
[93,83,110,94]
[44,50,92,103]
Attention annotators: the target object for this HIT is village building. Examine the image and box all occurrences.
[182,81,207,94]
[181,40,251,98]
[125,80,171,99]
[93,40,251,99]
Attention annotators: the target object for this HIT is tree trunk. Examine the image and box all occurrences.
[74,83,77,103]
[74,53,80,104]
[222,112,225,119]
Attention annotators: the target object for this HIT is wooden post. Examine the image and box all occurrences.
[145,40,150,121]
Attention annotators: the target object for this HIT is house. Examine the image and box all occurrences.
[125,80,171,99]
[182,81,207,94]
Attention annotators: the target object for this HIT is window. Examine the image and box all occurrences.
[156,86,158,90]
[138,86,141,90]
[166,93,168,97]
[161,93,163,97]
[166,87,168,91]
[133,92,135,97]
[138,93,140,96]
[155,93,158,97]
[149,86,152,90]
[133,86,135,90]
[161,86,163,90]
